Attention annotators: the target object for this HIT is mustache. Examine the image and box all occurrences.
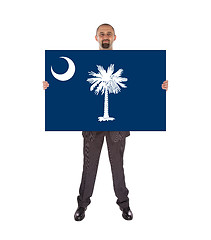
[102,39,110,42]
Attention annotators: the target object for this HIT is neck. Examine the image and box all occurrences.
[99,46,113,50]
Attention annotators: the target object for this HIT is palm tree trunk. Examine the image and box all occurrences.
[103,89,109,118]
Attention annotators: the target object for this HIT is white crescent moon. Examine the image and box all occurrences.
[51,56,75,81]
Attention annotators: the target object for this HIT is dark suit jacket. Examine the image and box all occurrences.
[82,131,130,142]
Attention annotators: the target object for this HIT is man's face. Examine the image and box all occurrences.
[95,25,116,50]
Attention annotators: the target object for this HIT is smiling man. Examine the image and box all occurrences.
[43,23,168,221]
[95,24,116,50]
[74,24,133,221]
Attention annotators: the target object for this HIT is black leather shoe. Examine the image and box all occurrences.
[74,207,86,221]
[121,207,133,220]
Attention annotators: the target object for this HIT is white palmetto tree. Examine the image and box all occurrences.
[87,64,128,121]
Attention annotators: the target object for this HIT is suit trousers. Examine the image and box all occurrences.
[77,131,129,209]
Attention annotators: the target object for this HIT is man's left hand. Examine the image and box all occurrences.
[162,80,168,91]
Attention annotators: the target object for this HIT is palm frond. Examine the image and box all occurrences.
[87,77,102,84]
[107,64,114,76]
[115,77,128,82]
[88,71,102,78]
[116,82,127,88]
[107,80,121,94]
[113,69,123,78]
[95,82,105,95]
[90,80,101,91]
[113,77,127,89]
[96,65,106,76]
[108,85,121,94]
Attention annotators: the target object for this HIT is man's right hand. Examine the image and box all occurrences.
[43,81,49,90]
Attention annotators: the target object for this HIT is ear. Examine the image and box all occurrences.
[114,35,116,41]
[95,35,98,41]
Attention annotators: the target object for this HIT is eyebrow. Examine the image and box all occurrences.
[99,31,112,34]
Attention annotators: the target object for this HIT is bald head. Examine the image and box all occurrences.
[96,23,115,36]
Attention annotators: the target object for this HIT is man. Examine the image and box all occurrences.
[43,23,168,221]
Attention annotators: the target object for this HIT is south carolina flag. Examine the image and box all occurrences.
[45,50,166,131]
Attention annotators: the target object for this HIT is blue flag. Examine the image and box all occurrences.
[45,50,166,131]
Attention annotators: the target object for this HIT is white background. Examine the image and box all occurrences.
[0,0,211,239]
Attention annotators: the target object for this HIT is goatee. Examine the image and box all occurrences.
[102,40,110,49]
[102,43,110,49]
